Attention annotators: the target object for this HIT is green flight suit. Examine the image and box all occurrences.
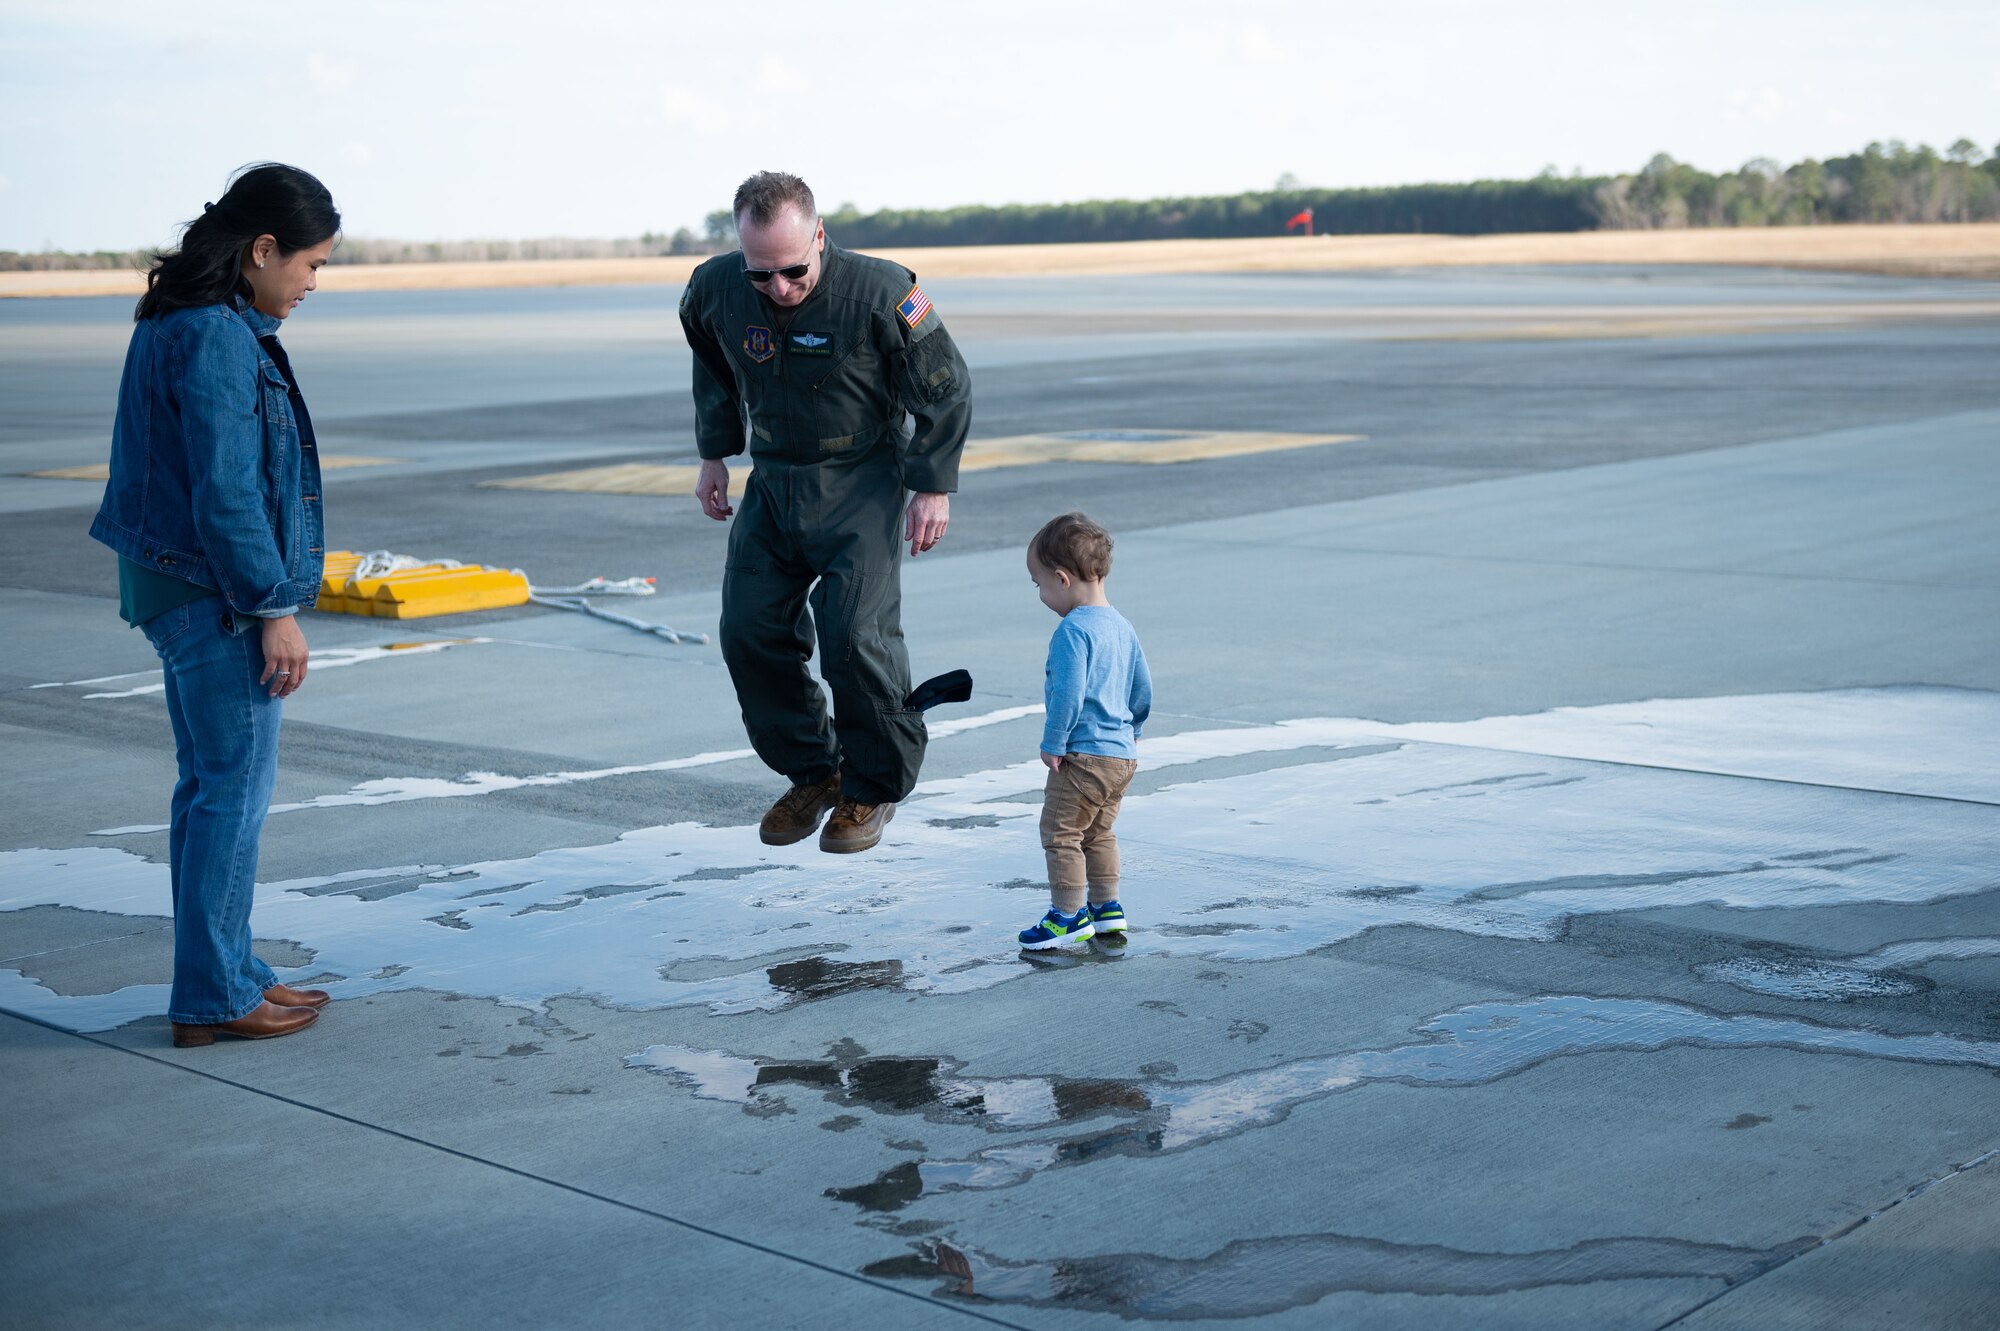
[679,240,972,804]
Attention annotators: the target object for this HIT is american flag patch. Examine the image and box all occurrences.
[897,284,932,328]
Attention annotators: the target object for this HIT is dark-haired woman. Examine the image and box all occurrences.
[90,163,339,1047]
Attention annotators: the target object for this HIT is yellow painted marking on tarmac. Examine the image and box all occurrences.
[479,432,1364,495]
[960,430,1362,470]
[482,462,734,496]
[1385,316,1863,343]
[28,456,401,481]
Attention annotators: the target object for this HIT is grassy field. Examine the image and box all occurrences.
[7,223,2000,298]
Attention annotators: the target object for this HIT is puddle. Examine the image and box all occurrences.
[659,945,845,983]
[1467,862,1877,904]
[766,957,906,1001]
[7,688,2000,1032]
[806,994,2000,1209]
[513,899,582,916]
[676,865,794,882]
[627,1043,1154,1138]
[296,873,438,901]
[1698,936,2000,1000]
[1696,957,1926,1001]
[866,1230,1814,1318]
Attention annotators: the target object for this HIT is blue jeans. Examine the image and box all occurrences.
[141,599,282,1024]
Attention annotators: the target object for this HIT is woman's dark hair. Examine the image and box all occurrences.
[135,163,340,321]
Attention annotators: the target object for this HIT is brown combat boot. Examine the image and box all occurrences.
[819,799,895,854]
[759,772,842,846]
[171,1001,318,1048]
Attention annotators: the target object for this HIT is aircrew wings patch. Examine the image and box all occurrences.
[897,284,932,329]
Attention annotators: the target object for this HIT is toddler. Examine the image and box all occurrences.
[1020,512,1152,950]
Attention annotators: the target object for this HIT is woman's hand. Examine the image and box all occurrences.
[260,616,309,698]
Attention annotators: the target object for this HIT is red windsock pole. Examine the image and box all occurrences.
[1283,208,1314,236]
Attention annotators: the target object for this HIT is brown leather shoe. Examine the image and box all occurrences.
[759,772,841,846]
[819,799,895,854]
[264,983,330,1008]
[172,1001,318,1048]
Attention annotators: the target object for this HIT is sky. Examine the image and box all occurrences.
[2,0,1996,252]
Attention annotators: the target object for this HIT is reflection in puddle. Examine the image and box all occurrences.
[626,1043,1153,1144]
[798,995,2000,1209]
[622,995,2000,1215]
[865,1230,1814,1318]
[765,956,906,1001]
[6,688,1999,1033]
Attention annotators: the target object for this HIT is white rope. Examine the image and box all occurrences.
[527,575,657,597]
[353,549,465,579]
[527,595,708,644]
[346,551,708,645]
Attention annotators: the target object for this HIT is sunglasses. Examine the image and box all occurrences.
[741,256,812,283]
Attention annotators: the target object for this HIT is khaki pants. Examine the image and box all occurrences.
[1040,753,1138,914]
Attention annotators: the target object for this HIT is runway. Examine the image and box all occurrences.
[3,265,1998,1329]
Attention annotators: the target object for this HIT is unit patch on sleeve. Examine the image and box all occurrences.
[742,325,776,364]
[897,284,932,329]
[788,331,834,356]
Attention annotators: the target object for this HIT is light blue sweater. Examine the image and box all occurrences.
[1042,605,1152,759]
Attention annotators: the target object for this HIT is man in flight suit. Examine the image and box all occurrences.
[680,171,972,853]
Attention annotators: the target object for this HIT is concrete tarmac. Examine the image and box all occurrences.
[3,267,1998,1329]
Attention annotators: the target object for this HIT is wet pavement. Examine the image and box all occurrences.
[3,267,1999,1329]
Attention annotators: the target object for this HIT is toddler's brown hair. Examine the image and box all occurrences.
[1030,512,1114,582]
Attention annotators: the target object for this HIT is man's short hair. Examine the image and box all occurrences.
[733,172,817,227]
[1031,512,1114,582]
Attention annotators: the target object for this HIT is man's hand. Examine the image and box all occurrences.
[1041,751,1063,772]
[259,615,309,699]
[907,491,949,556]
[696,459,734,520]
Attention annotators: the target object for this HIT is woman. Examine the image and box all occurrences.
[89,163,339,1047]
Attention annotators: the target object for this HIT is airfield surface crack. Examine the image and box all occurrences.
[0,1008,1033,1331]
[1649,1145,2000,1330]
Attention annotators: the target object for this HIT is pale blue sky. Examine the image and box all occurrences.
[2,0,1995,251]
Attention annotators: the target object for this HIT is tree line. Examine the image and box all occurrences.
[828,138,2000,243]
[5,138,1996,271]
[1593,140,2000,228]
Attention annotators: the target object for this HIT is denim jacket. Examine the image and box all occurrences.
[89,299,324,617]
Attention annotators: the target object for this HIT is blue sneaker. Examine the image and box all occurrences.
[1019,905,1095,951]
[1086,900,1128,934]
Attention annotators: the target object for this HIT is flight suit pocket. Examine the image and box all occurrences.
[813,342,883,451]
[849,704,927,804]
[900,333,958,405]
